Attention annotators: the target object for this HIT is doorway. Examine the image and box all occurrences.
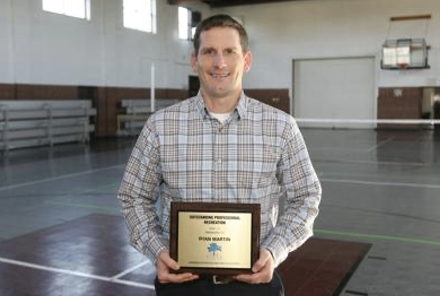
[188,75,200,98]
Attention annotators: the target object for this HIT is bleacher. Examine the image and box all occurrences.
[117,98,180,135]
[0,100,96,151]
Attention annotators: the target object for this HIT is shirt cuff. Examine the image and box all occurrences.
[261,235,288,268]
[140,234,168,265]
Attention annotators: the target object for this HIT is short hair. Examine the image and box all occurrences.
[193,14,249,55]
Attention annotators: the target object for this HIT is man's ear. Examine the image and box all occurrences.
[191,52,198,73]
[244,50,252,72]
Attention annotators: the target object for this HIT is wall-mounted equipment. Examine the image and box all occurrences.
[381,38,430,70]
[381,14,431,70]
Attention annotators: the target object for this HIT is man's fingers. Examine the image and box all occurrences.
[236,249,274,284]
[171,273,199,283]
[252,256,267,273]
[158,272,198,284]
[235,273,258,284]
[156,251,199,284]
[159,251,179,270]
[236,271,270,285]
[252,249,271,273]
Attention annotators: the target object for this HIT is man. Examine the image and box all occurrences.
[118,14,321,296]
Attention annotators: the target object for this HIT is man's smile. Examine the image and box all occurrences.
[209,72,230,79]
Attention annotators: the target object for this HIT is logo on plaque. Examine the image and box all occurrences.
[208,243,222,256]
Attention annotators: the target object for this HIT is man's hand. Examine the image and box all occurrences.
[156,250,199,284]
[235,249,274,284]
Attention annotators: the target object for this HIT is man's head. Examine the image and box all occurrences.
[191,14,252,103]
[193,14,249,55]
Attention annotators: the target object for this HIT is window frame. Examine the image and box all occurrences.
[42,0,91,21]
[123,0,157,34]
[178,7,196,41]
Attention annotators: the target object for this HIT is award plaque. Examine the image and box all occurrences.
[170,202,260,276]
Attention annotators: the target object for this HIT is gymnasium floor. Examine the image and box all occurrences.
[1,128,439,295]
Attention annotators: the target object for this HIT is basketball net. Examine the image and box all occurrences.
[397,62,409,70]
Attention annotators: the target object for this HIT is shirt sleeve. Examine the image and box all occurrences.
[261,118,322,267]
[117,119,167,263]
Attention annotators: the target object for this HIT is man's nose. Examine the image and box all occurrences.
[213,53,226,68]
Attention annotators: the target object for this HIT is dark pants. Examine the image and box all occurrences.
[155,271,285,296]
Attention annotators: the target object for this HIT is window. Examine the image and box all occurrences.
[123,0,157,33]
[178,7,190,40]
[178,7,196,40]
[42,0,91,20]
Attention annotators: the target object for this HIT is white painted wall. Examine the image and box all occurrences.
[0,0,14,83]
[217,0,440,89]
[1,0,439,91]
[0,0,209,89]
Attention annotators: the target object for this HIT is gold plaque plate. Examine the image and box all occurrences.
[170,202,260,276]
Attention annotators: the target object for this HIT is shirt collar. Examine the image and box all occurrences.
[194,91,248,120]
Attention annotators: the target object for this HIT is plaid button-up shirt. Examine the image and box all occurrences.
[118,92,321,267]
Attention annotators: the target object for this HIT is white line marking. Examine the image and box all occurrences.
[0,257,109,280]
[316,159,429,167]
[365,136,395,152]
[296,118,440,124]
[0,164,125,191]
[321,178,440,189]
[111,261,150,280]
[113,278,155,289]
[0,257,154,290]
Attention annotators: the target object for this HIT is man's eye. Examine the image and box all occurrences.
[203,49,215,55]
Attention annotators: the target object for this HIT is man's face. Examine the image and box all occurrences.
[191,27,252,100]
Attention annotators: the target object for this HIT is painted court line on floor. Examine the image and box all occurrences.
[112,278,155,289]
[365,136,395,152]
[321,178,440,190]
[0,164,125,191]
[111,261,151,280]
[316,159,430,167]
[315,229,440,247]
[46,181,121,203]
[0,257,155,290]
[45,200,120,212]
